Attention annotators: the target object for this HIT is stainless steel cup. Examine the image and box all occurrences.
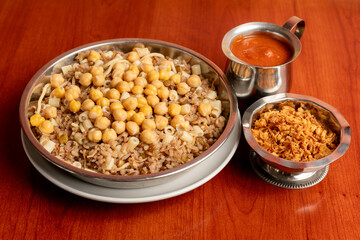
[222,16,305,104]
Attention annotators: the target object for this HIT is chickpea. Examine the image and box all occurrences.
[88,50,101,62]
[171,115,185,128]
[127,51,140,63]
[116,81,131,93]
[126,121,140,136]
[160,60,171,71]
[141,56,152,65]
[113,62,126,72]
[137,96,148,108]
[180,104,191,115]
[168,103,181,116]
[95,116,111,130]
[159,69,170,81]
[152,79,163,89]
[139,105,153,117]
[52,87,65,98]
[134,77,148,88]
[123,70,137,82]
[128,81,134,89]
[30,113,45,127]
[187,75,201,88]
[81,99,95,111]
[92,75,105,86]
[157,86,169,99]
[154,102,168,115]
[112,121,126,134]
[155,116,168,130]
[170,73,181,84]
[88,129,102,142]
[44,106,57,119]
[132,112,145,125]
[102,128,117,143]
[146,95,159,107]
[126,110,136,121]
[147,70,159,82]
[79,72,92,87]
[69,100,81,113]
[110,77,122,88]
[128,65,139,76]
[96,97,110,107]
[106,88,120,100]
[112,108,127,121]
[50,74,64,88]
[177,82,190,95]
[131,85,144,95]
[144,84,157,96]
[122,97,138,111]
[198,102,212,116]
[39,120,54,134]
[69,85,81,94]
[88,105,103,119]
[140,130,158,144]
[112,69,123,78]
[90,66,104,76]
[141,63,154,73]
[65,88,79,102]
[109,101,123,112]
[142,119,156,130]
[89,89,103,101]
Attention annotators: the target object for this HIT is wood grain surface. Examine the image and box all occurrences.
[1,0,359,239]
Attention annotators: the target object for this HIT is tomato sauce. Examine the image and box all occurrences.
[231,33,293,67]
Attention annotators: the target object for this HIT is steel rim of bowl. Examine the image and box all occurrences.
[242,93,351,172]
[19,38,239,182]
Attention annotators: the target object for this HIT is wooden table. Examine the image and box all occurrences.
[1,0,359,239]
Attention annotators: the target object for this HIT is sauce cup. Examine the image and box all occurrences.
[222,16,305,105]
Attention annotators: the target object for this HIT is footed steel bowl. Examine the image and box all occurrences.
[20,39,240,189]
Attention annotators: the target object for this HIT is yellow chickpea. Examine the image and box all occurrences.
[52,87,65,98]
[137,96,148,108]
[170,73,181,84]
[157,86,169,99]
[50,74,64,88]
[102,128,117,143]
[112,108,127,121]
[141,56,152,65]
[127,51,140,63]
[95,116,111,130]
[65,88,79,102]
[168,103,181,116]
[90,66,104,76]
[131,85,144,95]
[141,63,154,73]
[96,97,110,107]
[159,69,170,81]
[154,102,168,115]
[155,116,168,130]
[110,77,122,88]
[147,70,159,82]
[39,120,54,134]
[141,119,156,130]
[123,70,137,82]
[44,106,57,119]
[126,110,136,121]
[88,129,102,143]
[92,75,105,86]
[113,62,126,72]
[180,104,191,115]
[132,112,145,125]
[88,105,103,119]
[88,50,101,62]
[160,60,172,71]
[89,89,103,102]
[177,82,190,95]
[109,101,123,112]
[198,102,212,117]
[144,84,157,96]
[112,121,126,134]
[30,113,45,127]
[171,115,185,128]
[139,105,153,117]
[134,77,148,88]
[69,100,81,113]
[122,97,138,111]
[116,81,131,93]
[140,130,157,144]
[146,95,159,107]
[152,79,163,89]
[187,75,202,88]
[81,99,95,111]
[128,65,140,76]
[69,85,81,95]
[126,121,140,136]
[79,72,93,87]
[106,88,120,100]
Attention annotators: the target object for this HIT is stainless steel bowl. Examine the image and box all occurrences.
[242,93,351,188]
[19,39,240,189]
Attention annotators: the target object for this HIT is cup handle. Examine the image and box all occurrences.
[283,16,305,39]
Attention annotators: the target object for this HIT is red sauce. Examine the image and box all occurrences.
[231,33,293,67]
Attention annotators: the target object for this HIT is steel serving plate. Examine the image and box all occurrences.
[19,38,240,189]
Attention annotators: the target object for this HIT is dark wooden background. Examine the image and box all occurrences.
[1,0,359,239]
